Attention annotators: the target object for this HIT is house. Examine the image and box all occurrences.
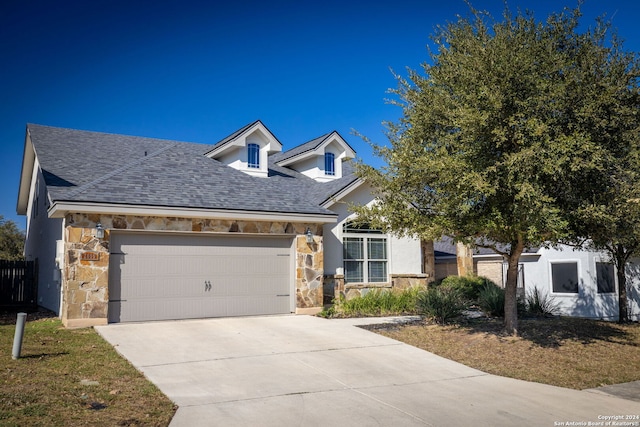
[435,238,640,321]
[17,121,433,327]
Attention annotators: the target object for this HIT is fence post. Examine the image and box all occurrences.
[12,312,27,360]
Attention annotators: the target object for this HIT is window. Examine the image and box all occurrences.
[551,262,579,293]
[343,221,387,283]
[596,262,616,293]
[324,152,335,176]
[247,143,260,168]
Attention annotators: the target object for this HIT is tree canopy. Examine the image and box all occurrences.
[354,5,640,333]
[0,215,25,261]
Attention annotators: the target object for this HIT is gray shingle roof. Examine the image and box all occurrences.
[28,124,359,217]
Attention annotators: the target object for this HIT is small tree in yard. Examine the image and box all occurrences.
[353,5,640,334]
[0,215,25,260]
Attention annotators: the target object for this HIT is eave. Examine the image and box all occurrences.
[16,128,35,215]
[48,201,338,224]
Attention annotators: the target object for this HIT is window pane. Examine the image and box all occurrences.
[342,221,383,234]
[248,143,259,168]
[368,238,387,260]
[368,261,387,282]
[325,153,335,176]
[344,261,363,283]
[596,262,615,293]
[551,263,579,293]
[343,238,363,260]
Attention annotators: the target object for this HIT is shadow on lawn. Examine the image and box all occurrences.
[19,351,69,359]
[456,316,637,349]
[0,308,57,326]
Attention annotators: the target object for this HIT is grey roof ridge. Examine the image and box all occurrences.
[63,142,180,200]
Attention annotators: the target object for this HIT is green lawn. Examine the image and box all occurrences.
[0,311,175,426]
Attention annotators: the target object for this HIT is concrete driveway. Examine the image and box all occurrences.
[96,315,640,426]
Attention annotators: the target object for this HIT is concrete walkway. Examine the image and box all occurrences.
[96,316,640,426]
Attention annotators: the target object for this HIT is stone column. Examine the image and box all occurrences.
[456,242,474,276]
[295,232,324,314]
[421,240,436,283]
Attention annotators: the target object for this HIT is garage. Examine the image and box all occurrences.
[108,232,294,323]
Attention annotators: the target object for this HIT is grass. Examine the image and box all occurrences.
[0,310,176,426]
[374,316,640,390]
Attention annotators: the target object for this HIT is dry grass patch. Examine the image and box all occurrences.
[0,310,176,426]
[374,316,640,390]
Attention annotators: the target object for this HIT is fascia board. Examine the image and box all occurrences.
[206,121,282,158]
[278,132,357,167]
[16,130,35,215]
[48,202,337,224]
[321,178,365,208]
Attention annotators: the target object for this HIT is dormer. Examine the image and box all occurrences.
[274,131,356,182]
[205,120,282,178]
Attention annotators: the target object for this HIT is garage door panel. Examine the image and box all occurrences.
[109,233,293,322]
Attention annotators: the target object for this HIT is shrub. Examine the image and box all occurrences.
[416,287,467,324]
[440,275,498,301]
[525,286,560,316]
[327,287,421,317]
[477,283,505,317]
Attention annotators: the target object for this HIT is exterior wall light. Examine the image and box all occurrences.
[305,227,314,244]
[95,222,105,239]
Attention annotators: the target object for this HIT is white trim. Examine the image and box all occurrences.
[549,259,581,295]
[276,132,356,167]
[48,201,337,223]
[321,178,365,208]
[17,130,35,215]
[205,121,282,158]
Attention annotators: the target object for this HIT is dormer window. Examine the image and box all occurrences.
[205,121,282,178]
[325,152,335,176]
[247,143,260,168]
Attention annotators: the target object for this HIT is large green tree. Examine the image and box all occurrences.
[354,5,639,334]
[557,19,640,323]
[0,215,25,261]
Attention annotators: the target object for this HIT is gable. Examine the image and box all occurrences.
[205,120,282,178]
[273,131,356,181]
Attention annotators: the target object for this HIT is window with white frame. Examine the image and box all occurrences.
[343,221,387,283]
[551,261,579,293]
[247,143,260,168]
[325,152,335,176]
[596,262,616,294]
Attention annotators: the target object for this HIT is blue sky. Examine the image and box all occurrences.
[2,0,639,228]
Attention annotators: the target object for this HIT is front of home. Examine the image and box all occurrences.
[17,121,432,327]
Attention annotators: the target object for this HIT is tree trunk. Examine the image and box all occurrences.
[615,245,629,323]
[504,239,524,336]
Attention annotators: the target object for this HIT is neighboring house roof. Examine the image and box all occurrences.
[19,123,363,221]
[434,236,541,258]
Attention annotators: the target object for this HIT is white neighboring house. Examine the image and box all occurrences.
[17,121,431,327]
[435,239,640,321]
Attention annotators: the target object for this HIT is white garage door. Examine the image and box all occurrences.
[108,232,293,322]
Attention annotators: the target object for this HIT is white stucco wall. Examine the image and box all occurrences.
[23,165,63,314]
[323,182,423,280]
[519,244,640,321]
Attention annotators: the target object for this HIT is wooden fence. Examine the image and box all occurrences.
[0,260,38,309]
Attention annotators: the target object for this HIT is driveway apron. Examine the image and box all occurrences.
[96,316,640,426]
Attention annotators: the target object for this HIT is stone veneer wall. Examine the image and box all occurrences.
[61,213,324,327]
[324,273,429,301]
